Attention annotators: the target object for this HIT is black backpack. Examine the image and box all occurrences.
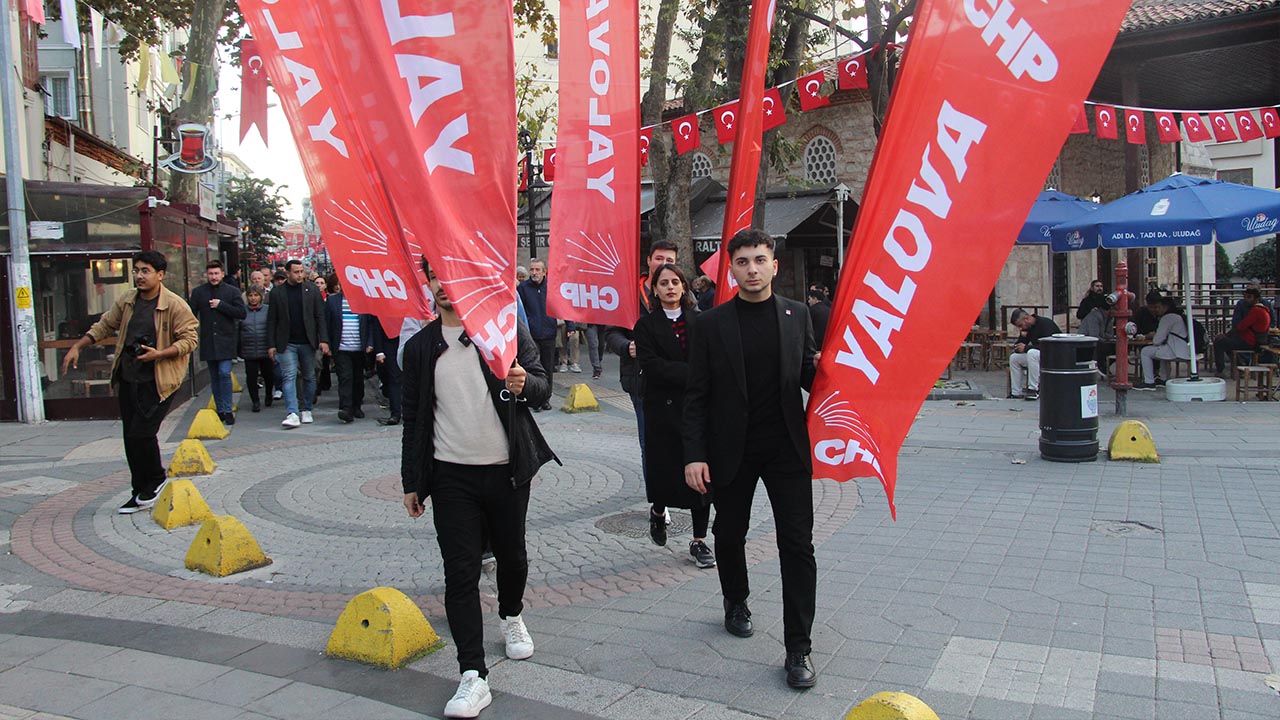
[1172,318,1208,351]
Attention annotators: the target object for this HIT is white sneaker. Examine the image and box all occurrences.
[664,507,672,526]
[556,363,568,373]
[569,363,582,373]
[499,614,534,660]
[444,670,491,718]
[301,411,314,424]
[282,413,300,428]
[272,390,283,400]
[137,478,170,508]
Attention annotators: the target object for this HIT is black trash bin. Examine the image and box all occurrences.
[1038,334,1100,462]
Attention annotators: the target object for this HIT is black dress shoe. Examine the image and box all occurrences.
[785,652,817,689]
[353,408,365,419]
[723,601,753,638]
[220,412,235,426]
[337,410,353,423]
[377,415,401,426]
[251,401,261,413]
[648,510,667,547]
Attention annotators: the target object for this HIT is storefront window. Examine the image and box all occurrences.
[32,255,136,400]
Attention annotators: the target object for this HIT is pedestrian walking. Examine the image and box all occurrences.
[188,260,246,425]
[239,285,274,412]
[326,275,370,423]
[369,316,403,425]
[683,229,820,689]
[516,259,558,411]
[266,259,329,428]
[60,251,199,514]
[400,262,558,718]
[634,263,714,568]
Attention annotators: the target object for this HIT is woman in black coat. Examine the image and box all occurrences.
[634,263,715,568]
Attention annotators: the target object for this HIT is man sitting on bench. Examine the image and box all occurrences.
[1009,308,1060,401]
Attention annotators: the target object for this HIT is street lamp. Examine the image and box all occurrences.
[832,182,851,271]
[519,128,549,258]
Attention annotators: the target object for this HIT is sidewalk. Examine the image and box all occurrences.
[1,359,1279,718]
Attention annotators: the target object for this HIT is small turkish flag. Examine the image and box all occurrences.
[1182,114,1212,143]
[1094,106,1117,140]
[838,55,868,90]
[1124,110,1146,144]
[797,70,830,111]
[1208,112,1237,142]
[543,148,557,182]
[714,101,739,145]
[1069,104,1089,134]
[518,157,527,191]
[762,87,787,131]
[1261,108,1280,139]
[1153,112,1180,143]
[639,126,653,167]
[1235,111,1264,141]
[672,114,701,155]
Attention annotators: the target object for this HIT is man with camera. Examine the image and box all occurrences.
[61,251,199,514]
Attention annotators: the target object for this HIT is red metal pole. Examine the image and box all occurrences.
[1111,260,1130,415]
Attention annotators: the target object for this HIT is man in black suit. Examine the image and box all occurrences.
[683,228,820,689]
[266,259,329,428]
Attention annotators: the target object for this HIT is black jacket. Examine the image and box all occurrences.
[683,295,817,485]
[325,293,370,353]
[1018,315,1062,350]
[238,304,272,360]
[400,319,559,497]
[516,279,573,340]
[266,281,328,351]
[188,282,247,361]
[809,300,832,350]
[634,306,703,509]
[603,282,660,395]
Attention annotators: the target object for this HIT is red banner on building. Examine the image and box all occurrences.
[807,0,1131,517]
[240,0,429,328]
[239,38,268,144]
[546,0,641,327]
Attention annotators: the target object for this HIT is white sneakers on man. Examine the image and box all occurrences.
[281,413,300,428]
[500,614,535,660]
[443,670,491,718]
[301,410,314,424]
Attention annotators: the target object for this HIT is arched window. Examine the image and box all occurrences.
[691,152,713,179]
[804,136,838,184]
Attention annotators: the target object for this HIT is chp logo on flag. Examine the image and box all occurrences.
[438,232,518,363]
[810,391,884,479]
[558,231,623,311]
[324,199,415,301]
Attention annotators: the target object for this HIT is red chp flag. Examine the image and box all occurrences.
[546,0,640,328]
[672,113,701,154]
[714,100,740,145]
[1183,114,1212,142]
[240,0,429,327]
[1208,112,1238,142]
[1154,112,1181,143]
[808,0,1131,517]
[709,0,776,304]
[1124,109,1145,144]
[1235,111,1264,141]
[838,53,869,90]
[798,70,830,111]
[314,0,520,378]
[239,38,268,144]
[1094,105,1117,139]
[1261,108,1280,139]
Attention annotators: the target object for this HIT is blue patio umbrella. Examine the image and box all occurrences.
[1016,190,1100,245]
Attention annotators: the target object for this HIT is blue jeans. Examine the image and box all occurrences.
[207,359,234,413]
[279,343,317,415]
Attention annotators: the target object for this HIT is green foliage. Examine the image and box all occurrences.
[226,176,289,268]
[516,64,555,146]
[1233,238,1277,283]
[53,1,245,61]
[1215,242,1233,282]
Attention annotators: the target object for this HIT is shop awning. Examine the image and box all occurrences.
[0,179,150,254]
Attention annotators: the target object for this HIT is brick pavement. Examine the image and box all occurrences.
[0,363,1278,718]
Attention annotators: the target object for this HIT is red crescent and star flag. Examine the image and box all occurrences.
[798,70,831,111]
[545,0,641,328]
[1094,105,1117,139]
[1154,111,1181,143]
[1183,113,1213,142]
[239,38,268,144]
[1235,111,1264,141]
[714,100,740,145]
[1261,108,1280,139]
[672,113,701,154]
[838,55,869,90]
[807,0,1132,517]
[1208,112,1238,142]
[1124,109,1145,144]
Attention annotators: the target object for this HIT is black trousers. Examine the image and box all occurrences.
[652,502,711,538]
[712,442,816,654]
[334,350,366,413]
[117,380,173,500]
[242,358,274,404]
[431,461,530,678]
[376,355,402,417]
[534,337,556,392]
[1213,335,1252,371]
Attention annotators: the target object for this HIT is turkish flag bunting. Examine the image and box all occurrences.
[1123,110,1145,144]
[1234,111,1264,141]
[838,54,869,90]
[543,148,557,182]
[22,0,45,23]
[762,87,787,131]
[1153,112,1181,143]
[672,113,701,154]
[545,0,641,327]
[806,0,1132,516]
[239,38,268,144]
[713,100,739,145]
[1261,108,1280,139]
[1094,105,1118,139]
[797,70,831,111]
[1182,113,1212,142]
[639,126,653,166]
[1208,112,1238,142]
[238,0,430,333]
[1069,104,1089,134]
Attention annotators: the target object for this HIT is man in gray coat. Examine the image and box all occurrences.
[189,260,246,425]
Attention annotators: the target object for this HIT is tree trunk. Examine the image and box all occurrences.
[865,0,894,137]
[753,8,810,228]
[167,0,228,203]
[642,0,680,250]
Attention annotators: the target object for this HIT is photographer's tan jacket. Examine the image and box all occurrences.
[85,285,200,401]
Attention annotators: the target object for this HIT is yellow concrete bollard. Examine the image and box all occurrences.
[187,409,229,440]
[1108,420,1159,462]
[845,692,941,720]
[206,395,239,413]
[152,480,213,530]
[168,439,217,477]
[326,587,442,668]
[231,374,243,393]
[561,383,600,413]
[184,515,272,577]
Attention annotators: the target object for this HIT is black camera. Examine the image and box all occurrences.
[125,334,155,357]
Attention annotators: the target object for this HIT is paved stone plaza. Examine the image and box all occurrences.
[1,360,1279,719]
